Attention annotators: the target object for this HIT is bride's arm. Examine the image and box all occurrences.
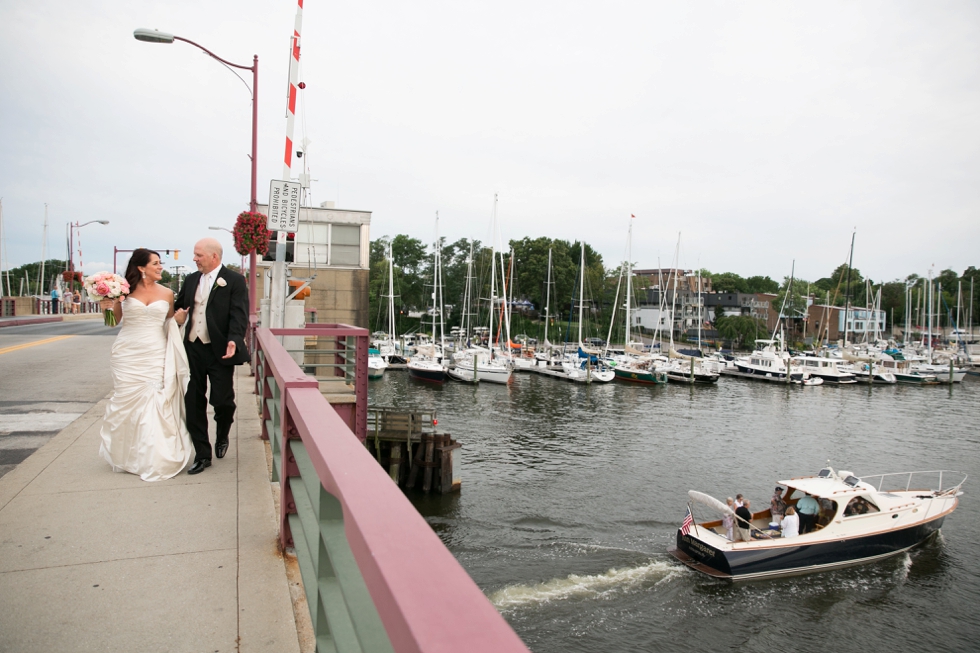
[166,289,175,319]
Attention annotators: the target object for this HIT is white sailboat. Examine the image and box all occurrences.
[408,214,449,383]
[372,243,407,364]
[450,240,512,384]
[563,242,614,383]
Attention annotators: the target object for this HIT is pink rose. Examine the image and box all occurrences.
[95,281,110,296]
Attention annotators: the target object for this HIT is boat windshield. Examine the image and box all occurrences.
[843,496,879,516]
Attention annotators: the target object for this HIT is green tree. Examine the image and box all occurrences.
[743,275,780,294]
[710,271,747,293]
[5,259,68,295]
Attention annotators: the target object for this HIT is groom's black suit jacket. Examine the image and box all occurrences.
[175,266,250,366]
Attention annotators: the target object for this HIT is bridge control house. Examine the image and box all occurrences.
[255,201,371,328]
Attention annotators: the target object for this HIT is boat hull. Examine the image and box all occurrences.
[669,515,946,581]
[664,370,720,385]
[733,363,805,383]
[613,367,666,385]
[447,364,512,384]
[407,364,448,384]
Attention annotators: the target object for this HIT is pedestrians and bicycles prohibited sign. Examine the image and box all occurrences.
[267,180,302,232]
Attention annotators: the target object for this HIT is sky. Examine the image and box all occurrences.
[1,1,978,288]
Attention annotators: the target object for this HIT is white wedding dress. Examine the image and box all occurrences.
[99,298,194,481]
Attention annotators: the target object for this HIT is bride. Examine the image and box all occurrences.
[98,248,193,481]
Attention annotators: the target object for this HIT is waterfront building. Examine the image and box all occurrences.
[256,201,371,327]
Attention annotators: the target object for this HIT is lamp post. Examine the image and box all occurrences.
[134,27,259,327]
[68,220,109,289]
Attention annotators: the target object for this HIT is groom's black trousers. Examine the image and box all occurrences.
[185,339,236,462]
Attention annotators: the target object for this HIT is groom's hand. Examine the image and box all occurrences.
[222,341,236,359]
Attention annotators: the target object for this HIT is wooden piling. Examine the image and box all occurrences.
[422,434,436,493]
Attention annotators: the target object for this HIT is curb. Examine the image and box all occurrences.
[0,314,103,328]
[0,316,63,328]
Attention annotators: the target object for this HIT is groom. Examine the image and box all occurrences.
[174,238,250,475]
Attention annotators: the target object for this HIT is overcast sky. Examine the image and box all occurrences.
[1,1,978,287]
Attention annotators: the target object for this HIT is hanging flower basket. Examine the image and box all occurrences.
[233,211,272,256]
[62,270,82,283]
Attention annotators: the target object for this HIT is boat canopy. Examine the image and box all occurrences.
[688,490,734,515]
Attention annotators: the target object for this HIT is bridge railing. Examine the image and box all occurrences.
[253,326,529,653]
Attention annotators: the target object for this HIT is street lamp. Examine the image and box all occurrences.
[134,27,259,327]
[68,220,109,287]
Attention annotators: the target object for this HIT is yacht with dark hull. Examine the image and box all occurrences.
[668,466,964,581]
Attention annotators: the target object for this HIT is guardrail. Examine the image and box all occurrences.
[253,325,529,653]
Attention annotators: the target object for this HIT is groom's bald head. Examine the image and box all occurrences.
[194,238,223,274]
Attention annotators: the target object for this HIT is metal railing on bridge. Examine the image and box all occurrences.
[254,324,529,653]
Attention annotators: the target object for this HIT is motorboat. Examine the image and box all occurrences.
[668,466,965,581]
[791,355,858,384]
[729,340,807,384]
[367,348,388,379]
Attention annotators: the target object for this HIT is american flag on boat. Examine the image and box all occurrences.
[681,506,694,535]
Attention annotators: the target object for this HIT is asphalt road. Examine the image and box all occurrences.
[0,319,117,478]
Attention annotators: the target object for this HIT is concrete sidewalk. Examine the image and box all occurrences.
[0,366,302,653]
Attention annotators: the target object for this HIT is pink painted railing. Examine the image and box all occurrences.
[253,326,529,653]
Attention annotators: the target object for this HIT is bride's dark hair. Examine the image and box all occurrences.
[124,248,161,292]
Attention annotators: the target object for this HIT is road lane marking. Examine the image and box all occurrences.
[0,335,75,356]
[0,413,84,433]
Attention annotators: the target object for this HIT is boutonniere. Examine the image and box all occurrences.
[215,278,227,288]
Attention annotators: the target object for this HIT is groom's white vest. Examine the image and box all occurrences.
[191,274,211,344]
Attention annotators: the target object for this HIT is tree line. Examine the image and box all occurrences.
[369,234,979,341]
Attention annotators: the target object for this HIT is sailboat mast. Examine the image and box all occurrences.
[38,203,48,296]
[605,263,622,355]
[772,260,795,346]
[387,244,396,342]
[578,242,585,346]
[435,213,446,353]
[544,248,552,344]
[697,267,702,351]
[842,230,855,347]
[462,242,474,342]
[626,221,632,347]
[489,197,497,350]
[0,198,10,297]
[926,269,933,361]
[505,250,515,352]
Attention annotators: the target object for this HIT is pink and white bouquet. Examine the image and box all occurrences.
[84,272,130,326]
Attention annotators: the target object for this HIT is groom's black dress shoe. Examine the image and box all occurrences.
[187,460,212,475]
[215,440,229,459]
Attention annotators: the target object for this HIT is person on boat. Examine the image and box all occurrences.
[723,497,735,540]
[818,497,836,526]
[770,487,787,525]
[734,499,753,541]
[734,493,745,509]
[796,494,820,533]
[781,506,800,538]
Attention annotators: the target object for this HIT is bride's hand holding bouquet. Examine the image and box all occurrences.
[84,272,130,326]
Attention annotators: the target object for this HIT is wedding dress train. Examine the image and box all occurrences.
[99,298,193,481]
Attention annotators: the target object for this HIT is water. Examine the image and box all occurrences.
[369,373,980,653]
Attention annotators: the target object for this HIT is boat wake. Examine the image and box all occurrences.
[489,558,681,610]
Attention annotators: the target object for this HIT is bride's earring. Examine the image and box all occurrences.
[141,271,146,279]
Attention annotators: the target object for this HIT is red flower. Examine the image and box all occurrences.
[233,211,272,256]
